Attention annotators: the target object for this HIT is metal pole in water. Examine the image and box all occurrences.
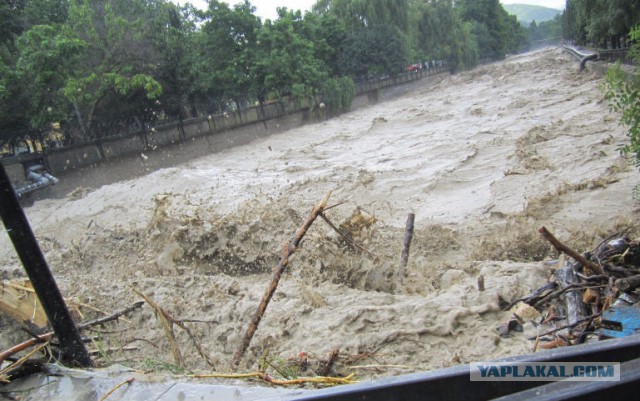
[0,162,92,367]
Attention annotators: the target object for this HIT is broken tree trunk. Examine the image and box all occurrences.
[398,213,415,280]
[539,226,604,275]
[231,191,332,370]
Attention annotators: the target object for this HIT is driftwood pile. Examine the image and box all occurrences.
[499,226,640,350]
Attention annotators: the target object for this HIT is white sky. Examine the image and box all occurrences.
[174,1,565,22]
[501,0,565,10]
[174,0,316,21]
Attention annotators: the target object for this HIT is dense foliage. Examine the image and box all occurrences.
[562,2,640,170]
[0,0,528,151]
[527,15,563,45]
[603,27,640,165]
[563,0,640,47]
[456,0,527,61]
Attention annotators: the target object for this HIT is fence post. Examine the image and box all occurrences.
[0,163,93,367]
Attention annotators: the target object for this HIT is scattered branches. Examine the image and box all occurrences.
[231,191,332,370]
[133,289,215,370]
[320,349,340,377]
[0,302,144,364]
[188,372,358,386]
[533,284,607,309]
[538,226,603,275]
[98,377,135,401]
[319,212,379,261]
[528,314,602,341]
[0,341,50,382]
[133,289,183,367]
[398,213,415,279]
[499,228,640,351]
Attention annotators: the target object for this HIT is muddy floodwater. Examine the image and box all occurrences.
[1,47,638,382]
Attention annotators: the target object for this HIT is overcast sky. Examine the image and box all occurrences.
[174,0,565,22]
[173,0,315,21]
[501,0,565,10]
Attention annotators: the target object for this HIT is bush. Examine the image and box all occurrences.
[318,76,355,115]
[603,26,640,165]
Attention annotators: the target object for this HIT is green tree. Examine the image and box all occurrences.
[143,0,198,119]
[0,0,26,50]
[318,76,355,115]
[193,0,260,114]
[254,9,329,103]
[60,0,162,135]
[22,0,68,27]
[603,26,640,165]
[456,0,526,60]
[456,0,507,59]
[408,0,477,71]
[14,24,84,130]
[0,0,28,142]
[409,0,448,60]
[0,51,30,147]
[338,23,408,77]
[564,0,640,46]
[543,16,562,39]
[325,0,409,32]
[504,13,528,53]
[605,0,640,45]
[302,11,347,76]
[528,20,542,42]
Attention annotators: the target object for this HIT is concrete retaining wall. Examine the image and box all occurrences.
[46,144,103,173]
[103,135,145,159]
[2,69,448,187]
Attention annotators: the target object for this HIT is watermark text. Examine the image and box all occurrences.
[469,362,620,381]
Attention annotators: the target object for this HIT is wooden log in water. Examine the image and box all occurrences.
[398,213,415,280]
[231,191,332,370]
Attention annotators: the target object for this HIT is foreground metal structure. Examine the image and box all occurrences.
[0,334,638,400]
[290,334,640,401]
[0,162,92,367]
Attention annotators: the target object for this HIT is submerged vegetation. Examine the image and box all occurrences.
[604,26,640,166]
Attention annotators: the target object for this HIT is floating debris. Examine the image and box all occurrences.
[500,227,640,348]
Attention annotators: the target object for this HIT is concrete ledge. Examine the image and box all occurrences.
[1,69,448,198]
[103,135,145,159]
[46,145,102,174]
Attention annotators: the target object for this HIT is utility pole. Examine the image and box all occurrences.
[0,163,92,367]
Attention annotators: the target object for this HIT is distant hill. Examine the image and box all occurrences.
[503,4,562,25]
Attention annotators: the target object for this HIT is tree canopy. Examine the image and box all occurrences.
[563,0,640,47]
[603,26,640,167]
[1,0,530,151]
